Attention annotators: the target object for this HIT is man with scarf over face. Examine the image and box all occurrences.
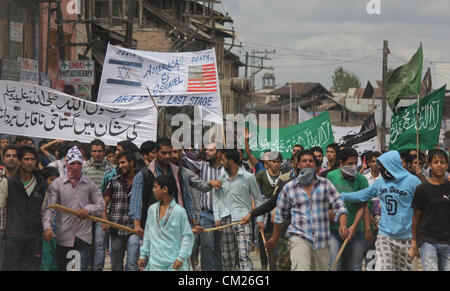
[265,150,348,271]
[43,146,105,271]
[326,147,369,271]
[340,150,422,271]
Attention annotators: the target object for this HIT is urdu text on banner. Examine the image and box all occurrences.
[0,81,157,146]
[97,43,223,124]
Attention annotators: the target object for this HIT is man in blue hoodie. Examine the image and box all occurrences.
[340,150,422,271]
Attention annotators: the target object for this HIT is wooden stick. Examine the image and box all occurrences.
[412,256,419,271]
[48,204,138,234]
[331,237,349,271]
[259,228,269,254]
[200,221,241,233]
[50,204,242,235]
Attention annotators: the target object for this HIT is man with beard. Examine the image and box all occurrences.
[173,147,222,269]
[102,151,140,271]
[215,149,265,271]
[0,136,10,167]
[43,146,105,271]
[0,146,47,270]
[340,150,422,271]
[180,142,225,271]
[266,150,348,271]
[326,147,369,271]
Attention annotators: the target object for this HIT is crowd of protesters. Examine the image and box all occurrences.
[0,133,448,271]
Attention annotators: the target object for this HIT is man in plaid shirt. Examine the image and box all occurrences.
[103,151,140,271]
[266,150,348,271]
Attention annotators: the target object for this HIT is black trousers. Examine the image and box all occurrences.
[3,237,42,271]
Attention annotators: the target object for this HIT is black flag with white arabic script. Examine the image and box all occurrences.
[342,113,377,146]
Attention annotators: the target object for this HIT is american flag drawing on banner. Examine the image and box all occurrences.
[187,64,218,92]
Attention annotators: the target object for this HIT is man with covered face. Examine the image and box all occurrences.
[339,150,422,271]
[265,150,348,271]
[43,146,105,271]
[326,147,369,271]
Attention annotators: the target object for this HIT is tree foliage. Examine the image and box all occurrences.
[330,66,361,92]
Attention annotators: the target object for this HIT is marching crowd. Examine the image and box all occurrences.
[0,132,448,271]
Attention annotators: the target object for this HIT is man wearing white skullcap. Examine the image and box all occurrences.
[43,146,105,271]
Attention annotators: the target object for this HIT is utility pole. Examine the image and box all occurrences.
[244,49,275,112]
[381,40,390,151]
[288,84,292,126]
[124,0,135,48]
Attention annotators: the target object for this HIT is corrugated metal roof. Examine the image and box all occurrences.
[268,82,331,96]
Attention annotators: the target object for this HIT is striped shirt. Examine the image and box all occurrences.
[82,158,112,190]
[181,154,224,213]
[274,175,347,250]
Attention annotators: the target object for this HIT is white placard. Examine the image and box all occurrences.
[97,43,223,124]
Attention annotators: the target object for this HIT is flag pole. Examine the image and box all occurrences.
[416,94,420,164]
[146,86,172,139]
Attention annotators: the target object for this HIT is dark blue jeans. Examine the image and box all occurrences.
[329,229,365,271]
[56,237,91,271]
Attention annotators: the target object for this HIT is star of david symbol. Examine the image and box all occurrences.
[117,66,130,80]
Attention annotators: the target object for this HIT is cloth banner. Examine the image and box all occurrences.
[341,113,377,146]
[0,81,157,146]
[249,111,334,159]
[333,125,380,156]
[389,85,446,151]
[97,43,223,124]
[298,106,312,123]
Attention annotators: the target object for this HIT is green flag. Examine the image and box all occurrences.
[386,44,423,113]
[248,111,334,159]
[389,85,446,151]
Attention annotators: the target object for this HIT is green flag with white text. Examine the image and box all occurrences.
[386,44,423,113]
[248,111,334,159]
[389,85,445,151]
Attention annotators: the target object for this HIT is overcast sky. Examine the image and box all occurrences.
[219,0,450,91]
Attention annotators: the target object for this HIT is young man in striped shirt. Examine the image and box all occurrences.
[82,139,112,271]
[266,150,348,271]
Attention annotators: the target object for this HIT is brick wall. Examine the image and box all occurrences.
[116,28,172,52]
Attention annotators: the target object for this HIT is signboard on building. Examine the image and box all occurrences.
[40,72,51,88]
[10,22,23,43]
[0,59,20,81]
[59,60,94,85]
[18,57,39,84]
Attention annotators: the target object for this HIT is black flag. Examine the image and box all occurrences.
[342,113,377,146]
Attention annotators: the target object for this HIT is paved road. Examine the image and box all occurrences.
[103,248,264,271]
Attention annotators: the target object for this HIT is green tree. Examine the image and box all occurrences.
[330,66,361,92]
